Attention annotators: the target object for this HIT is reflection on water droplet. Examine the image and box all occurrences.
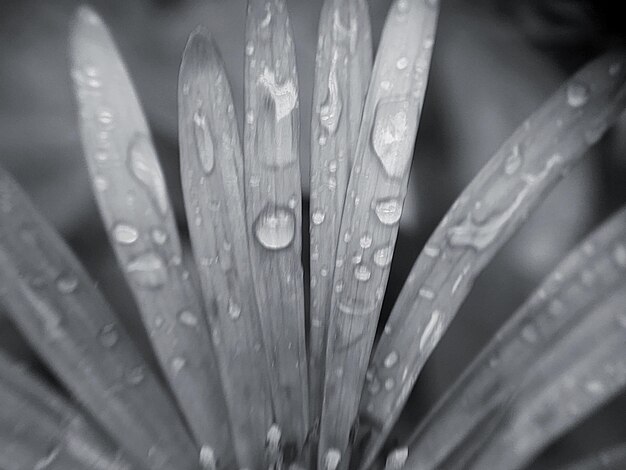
[254,206,295,250]
[127,252,168,289]
[193,110,215,174]
[320,51,342,135]
[228,299,241,320]
[384,351,398,368]
[374,198,402,225]
[354,264,371,282]
[566,82,589,107]
[312,209,325,225]
[99,323,119,348]
[371,98,411,178]
[258,68,297,121]
[113,223,139,245]
[373,246,394,267]
[56,275,78,294]
[128,134,169,215]
[178,310,199,327]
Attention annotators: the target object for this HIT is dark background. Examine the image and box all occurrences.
[1,0,625,467]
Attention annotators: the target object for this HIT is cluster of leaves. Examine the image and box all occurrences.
[0,0,625,469]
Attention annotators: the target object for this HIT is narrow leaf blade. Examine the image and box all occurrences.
[361,50,626,461]
[69,6,233,463]
[318,0,439,466]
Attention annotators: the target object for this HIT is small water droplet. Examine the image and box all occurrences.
[254,206,295,250]
[228,299,241,320]
[312,209,326,225]
[354,264,371,282]
[385,447,409,470]
[56,275,78,294]
[126,366,145,385]
[199,445,216,470]
[324,449,341,470]
[127,252,168,289]
[99,323,119,348]
[373,245,394,267]
[384,377,395,390]
[396,0,409,14]
[320,51,343,135]
[171,356,187,375]
[245,41,255,56]
[151,228,167,245]
[566,81,590,107]
[419,310,442,352]
[384,351,399,368]
[396,57,409,70]
[288,195,298,209]
[193,110,215,174]
[94,175,109,191]
[112,223,139,245]
[178,310,199,327]
[374,198,403,225]
[423,244,440,257]
[128,134,169,215]
[504,144,523,175]
[360,234,372,249]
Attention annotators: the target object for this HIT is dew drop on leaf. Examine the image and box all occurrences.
[374,198,402,225]
[228,299,241,320]
[98,323,119,348]
[254,206,295,250]
[320,51,343,135]
[55,275,78,294]
[384,351,399,368]
[128,133,169,215]
[178,310,199,327]
[112,223,139,245]
[566,81,590,108]
[354,264,372,282]
[371,98,412,178]
[193,110,215,174]
[126,252,168,289]
[373,246,394,267]
[311,209,326,225]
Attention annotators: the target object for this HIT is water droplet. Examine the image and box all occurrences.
[199,445,216,470]
[504,144,523,175]
[385,447,409,470]
[419,310,442,352]
[372,98,411,178]
[384,351,399,368]
[396,0,409,14]
[228,299,241,320]
[254,206,295,250]
[266,424,282,452]
[258,68,297,121]
[312,209,326,225]
[125,366,145,385]
[373,245,394,267]
[99,323,119,348]
[171,356,187,375]
[246,109,255,124]
[320,51,343,135]
[94,175,109,191]
[288,195,298,209]
[354,264,371,282]
[245,41,255,56]
[423,244,440,257]
[324,449,341,470]
[193,110,215,174]
[127,252,168,289]
[178,310,199,327]
[418,287,435,299]
[360,234,372,249]
[112,223,139,245]
[374,198,403,225]
[56,275,78,294]
[384,377,395,390]
[128,134,169,215]
[566,81,590,107]
[151,228,167,245]
[396,57,409,70]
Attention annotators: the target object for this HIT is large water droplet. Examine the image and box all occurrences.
[113,223,139,245]
[128,134,169,215]
[372,98,412,178]
[127,252,168,289]
[373,246,394,267]
[566,81,590,107]
[320,51,343,135]
[354,264,371,282]
[254,206,295,250]
[258,68,297,121]
[193,110,215,174]
[374,198,402,225]
[99,323,119,348]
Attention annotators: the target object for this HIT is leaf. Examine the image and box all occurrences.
[360,50,626,464]
[69,6,233,464]
[244,0,309,460]
[0,166,199,470]
[402,205,626,469]
[0,351,137,470]
[317,0,439,466]
[178,28,275,469]
[308,0,372,426]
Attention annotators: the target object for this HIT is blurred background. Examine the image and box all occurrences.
[1,0,625,467]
